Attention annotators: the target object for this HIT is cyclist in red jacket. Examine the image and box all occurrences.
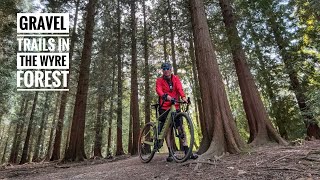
[156,62,198,162]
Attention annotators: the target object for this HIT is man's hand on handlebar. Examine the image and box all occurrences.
[182,97,188,104]
[162,94,189,104]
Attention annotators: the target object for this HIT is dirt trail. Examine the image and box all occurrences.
[2,155,187,180]
[1,140,320,179]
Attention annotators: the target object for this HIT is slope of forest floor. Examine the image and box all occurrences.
[1,140,320,179]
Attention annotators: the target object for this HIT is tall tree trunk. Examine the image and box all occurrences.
[256,45,288,139]
[143,0,150,127]
[167,0,177,74]
[20,92,39,164]
[0,121,3,144]
[107,112,113,157]
[8,125,19,163]
[64,0,97,161]
[189,35,206,153]
[64,106,73,156]
[93,76,106,157]
[247,20,288,139]
[0,114,3,133]
[264,5,320,139]
[116,0,124,156]
[143,1,151,152]
[9,95,26,163]
[40,112,49,159]
[46,92,60,161]
[1,124,12,163]
[27,129,35,162]
[107,63,116,157]
[10,97,30,164]
[50,90,67,160]
[33,92,49,162]
[51,0,80,161]
[128,100,133,153]
[92,35,109,157]
[130,0,140,155]
[191,40,209,152]
[163,17,168,62]
[189,0,244,158]
[218,0,287,145]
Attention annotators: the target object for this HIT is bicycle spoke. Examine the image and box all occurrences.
[139,123,156,163]
[169,112,194,163]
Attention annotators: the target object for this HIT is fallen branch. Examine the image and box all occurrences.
[309,150,320,154]
[180,160,217,167]
[272,154,291,163]
[54,165,70,169]
[181,160,218,171]
[302,157,320,162]
[263,167,301,172]
[301,150,320,162]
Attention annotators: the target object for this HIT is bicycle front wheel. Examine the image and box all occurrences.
[170,112,194,163]
[138,122,157,163]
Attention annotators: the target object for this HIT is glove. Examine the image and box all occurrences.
[162,94,168,100]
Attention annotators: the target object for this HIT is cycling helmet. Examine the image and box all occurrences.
[161,62,172,70]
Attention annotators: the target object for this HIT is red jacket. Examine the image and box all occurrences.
[156,74,186,110]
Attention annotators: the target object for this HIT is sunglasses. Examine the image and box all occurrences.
[162,67,170,71]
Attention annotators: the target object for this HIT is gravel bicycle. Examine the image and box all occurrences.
[138,98,194,163]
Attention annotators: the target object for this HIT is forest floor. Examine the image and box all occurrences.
[0,140,320,180]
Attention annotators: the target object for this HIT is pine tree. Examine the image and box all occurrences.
[64,0,97,161]
[189,0,244,157]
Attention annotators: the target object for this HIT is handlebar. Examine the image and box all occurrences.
[152,97,191,112]
[172,97,191,104]
[170,97,191,112]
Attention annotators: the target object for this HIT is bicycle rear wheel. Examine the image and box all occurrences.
[169,112,194,163]
[138,122,157,163]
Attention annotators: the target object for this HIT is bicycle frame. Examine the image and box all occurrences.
[147,98,189,151]
[156,104,176,141]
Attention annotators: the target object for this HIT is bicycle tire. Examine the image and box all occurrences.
[169,112,194,163]
[138,122,157,163]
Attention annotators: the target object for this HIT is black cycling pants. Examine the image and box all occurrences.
[158,108,182,132]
